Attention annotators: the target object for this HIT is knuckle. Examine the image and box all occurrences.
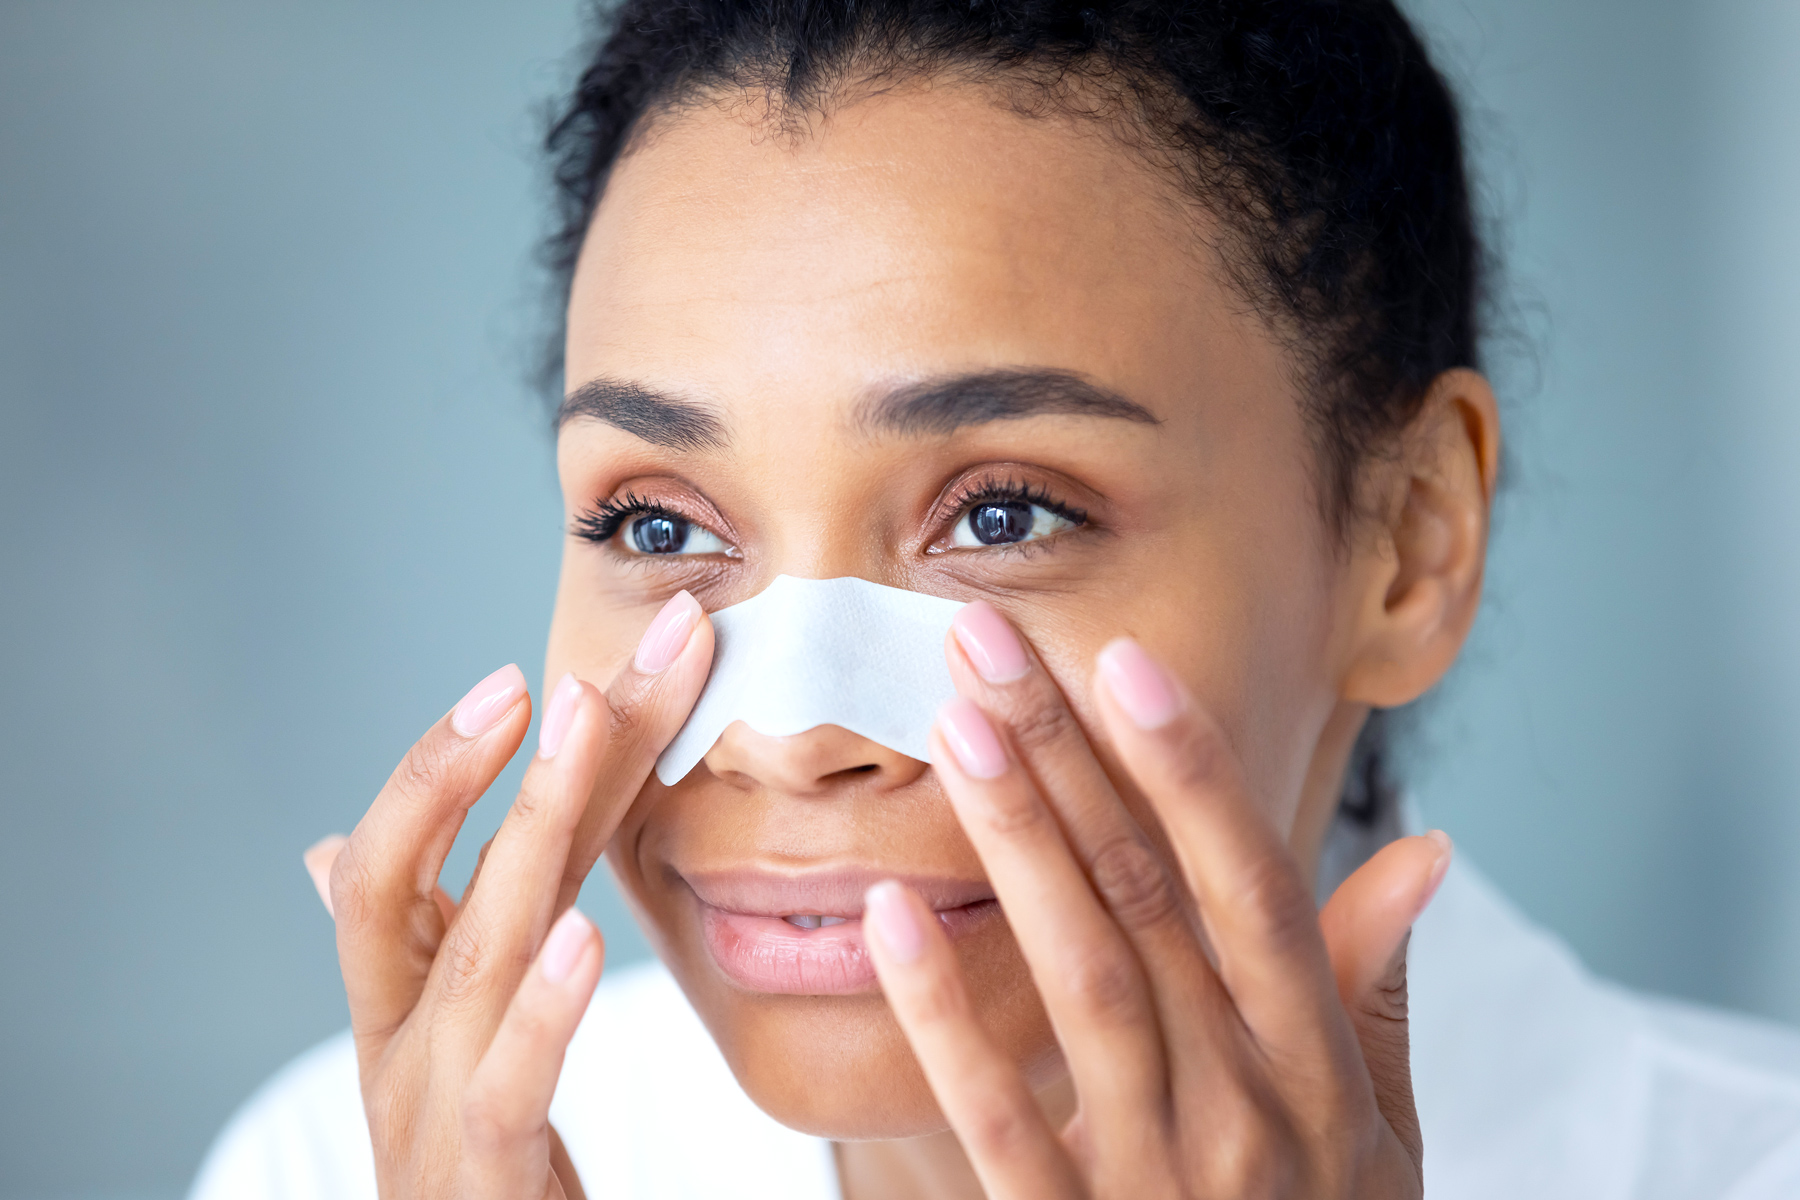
[460,1086,523,1157]
[1231,852,1315,953]
[1157,720,1234,797]
[329,846,380,926]
[1001,693,1081,758]
[1062,943,1145,1028]
[974,780,1049,838]
[391,736,463,804]
[1201,1111,1293,1199]
[1361,954,1410,1025]
[1089,835,1182,935]
[962,1099,1038,1162]
[434,927,498,1009]
[506,782,552,829]
[590,684,644,748]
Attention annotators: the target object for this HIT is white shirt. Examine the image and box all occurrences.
[190,858,1800,1199]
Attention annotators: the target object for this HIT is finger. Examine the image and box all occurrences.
[945,604,1215,1015]
[428,674,608,1038]
[1319,830,1452,1170]
[331,664,531,1051]
[930,701,1170,1130]
[548,1125,589,1200]
[1092,639,1343,1055]
[429,592,711,1044]
[556,590,714,913]
[461,835,497,905]
[460,907,603,1200]
[306,834,457,926]
[304,835,347,916]
[864,881,1082,1200]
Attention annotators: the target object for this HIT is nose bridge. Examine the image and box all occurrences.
[702,721,928,797]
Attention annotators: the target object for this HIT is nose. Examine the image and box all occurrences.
[701,722,929,796]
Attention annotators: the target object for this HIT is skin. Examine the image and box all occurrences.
[311,80,1500,1198]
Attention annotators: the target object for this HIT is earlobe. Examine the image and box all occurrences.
[1341,369,1501,708]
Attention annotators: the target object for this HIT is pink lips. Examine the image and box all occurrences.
[686,869,998,995]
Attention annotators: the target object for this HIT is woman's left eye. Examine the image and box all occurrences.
[623,513,731,556]
[951,500,1079,548]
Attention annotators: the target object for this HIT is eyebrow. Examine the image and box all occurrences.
[557,378,729,452]
[858,369,1160,437]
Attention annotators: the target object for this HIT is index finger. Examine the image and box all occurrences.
[431,591,714,1037]
[555,592,715,913]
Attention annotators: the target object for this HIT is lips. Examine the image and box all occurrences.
[685,868,998,995]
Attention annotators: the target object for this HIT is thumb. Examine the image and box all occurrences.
[1318,829,1453,1169]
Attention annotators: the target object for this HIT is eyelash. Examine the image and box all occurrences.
[570,491,685,545]
[938,477,1088,537]
[571,479,1089,552]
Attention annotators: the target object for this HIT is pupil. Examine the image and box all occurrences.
[970,501,1033,545]
[631,514,689,554]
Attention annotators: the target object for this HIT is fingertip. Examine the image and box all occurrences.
[537,672,586,759]
[1417,830,1454,918]
[302,834,347,917]
[1095,637,1183,731]
[451,663,530,739]
[633,589,705,674]
[540,905,600,986]
[865,880,926,965]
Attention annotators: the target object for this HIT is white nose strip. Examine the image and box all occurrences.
[654,575,966,785]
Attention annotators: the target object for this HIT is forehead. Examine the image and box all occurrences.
[565,85,1260,416]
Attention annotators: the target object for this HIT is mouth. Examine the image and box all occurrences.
[684,868,1000,995]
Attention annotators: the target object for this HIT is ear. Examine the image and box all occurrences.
[1340,368,1501,708]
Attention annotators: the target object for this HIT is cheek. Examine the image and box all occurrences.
[1003,529,1340,832]
[544,559,652,690]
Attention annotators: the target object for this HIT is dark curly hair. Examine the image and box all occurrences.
[540,0,1483,828]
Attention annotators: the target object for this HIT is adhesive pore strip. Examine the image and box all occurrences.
[654,575,966,785]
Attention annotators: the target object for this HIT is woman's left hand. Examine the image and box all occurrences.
[863,601,1452,1200]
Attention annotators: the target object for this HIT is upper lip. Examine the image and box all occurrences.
[682,867,995,917]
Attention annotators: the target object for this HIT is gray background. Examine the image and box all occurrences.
[1,1,1796,1197]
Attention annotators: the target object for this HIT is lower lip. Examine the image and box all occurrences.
[700,900,999,994]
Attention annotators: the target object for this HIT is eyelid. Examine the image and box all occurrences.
[928,474,1089,530]
[572,481,738,549]
[922,469,1092,557]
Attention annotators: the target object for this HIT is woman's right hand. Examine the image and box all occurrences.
[302,591,712,1199]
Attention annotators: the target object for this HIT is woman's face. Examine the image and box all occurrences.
[546,85,1387,1137]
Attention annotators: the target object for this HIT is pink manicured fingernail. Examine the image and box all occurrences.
[540,907,593,985]
[1097,639,1182,730]
[865,881,924,964]
[1417,830,1455,917]
[451,663,527,738]
[537,672,582,759]
[935,697,1009,779]
[302,834,347,918]
[952,601,1030,683]
[635,591,702,674]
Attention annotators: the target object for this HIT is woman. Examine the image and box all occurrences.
[193,0,1800,1196]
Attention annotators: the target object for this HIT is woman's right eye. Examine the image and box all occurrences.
[624,513,732,556]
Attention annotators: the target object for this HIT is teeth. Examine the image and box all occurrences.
[782,914,848,929]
